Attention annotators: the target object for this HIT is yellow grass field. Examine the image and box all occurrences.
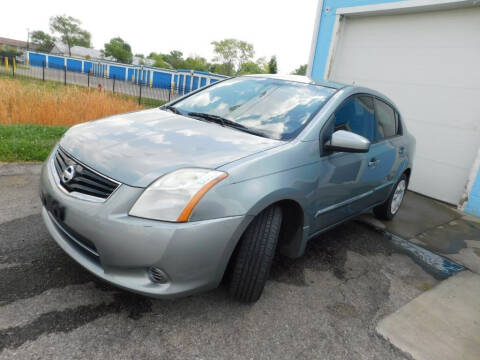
[0,76,144,126]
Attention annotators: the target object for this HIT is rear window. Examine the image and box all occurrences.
[173,77,336,140]
[374,99,397,141]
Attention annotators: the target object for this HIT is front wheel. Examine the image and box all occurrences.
[228,205,282,303]
[373,174,407,220]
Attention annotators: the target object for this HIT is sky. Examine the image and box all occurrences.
[1,0,318,74]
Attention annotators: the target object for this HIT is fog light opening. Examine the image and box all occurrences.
[148,267,169,284]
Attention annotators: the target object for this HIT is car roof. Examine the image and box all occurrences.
[242,74,346,90]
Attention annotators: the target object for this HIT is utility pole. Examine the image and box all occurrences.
[26,28,30,51]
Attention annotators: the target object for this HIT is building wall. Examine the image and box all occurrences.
[466,175,480,216]
[465,153,480,217]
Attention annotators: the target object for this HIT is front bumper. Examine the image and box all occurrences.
[40,154,250,298]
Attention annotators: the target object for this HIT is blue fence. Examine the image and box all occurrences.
[27,51,227,92]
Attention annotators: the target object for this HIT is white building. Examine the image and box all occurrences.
[308,0,480,217]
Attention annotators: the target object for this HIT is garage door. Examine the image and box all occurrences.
[328,7,480,205]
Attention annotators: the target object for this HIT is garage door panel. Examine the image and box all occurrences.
[337,8,480,48]
[329,7,480,204]
[407,121,480,171]
[410,155,470,204]
[395,87,479,129]
[332,48,480,88]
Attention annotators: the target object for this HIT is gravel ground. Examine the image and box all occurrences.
[0,164,437,359]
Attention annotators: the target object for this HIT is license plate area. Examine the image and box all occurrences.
[41,191,66,222]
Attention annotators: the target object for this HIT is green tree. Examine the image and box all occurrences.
[74,30,91,48]
[255,57,269,73]
[148,52,172,69]
[183,56,210,72]
[104,37,133,64]
[291,64,307,75]
[0,45,22,57]
[236,57,269,75]
[211,39,255,76]
[237,41,254,67]
[49,15,91,56]
[30,31,56,53]
[268,55,278,74]
[162,50,185,69]
[237,61,264,75]
[209,63,231,76]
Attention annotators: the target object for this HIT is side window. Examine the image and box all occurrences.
[374,99,397,141]
[334,96,375,142]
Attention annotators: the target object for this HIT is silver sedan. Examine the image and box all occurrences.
[40,74,415,302]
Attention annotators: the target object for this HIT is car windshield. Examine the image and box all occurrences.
[172,76,336,140]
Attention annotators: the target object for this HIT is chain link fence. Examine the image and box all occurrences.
[0,56,188,107]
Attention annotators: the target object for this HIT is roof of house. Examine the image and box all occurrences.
[0,37,39,50]
[51,41,105,59]
[132,56,155,66]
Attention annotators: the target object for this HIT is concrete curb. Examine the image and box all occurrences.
[0,162,43,176]
[376,270,480,360]
[356,215,465,279]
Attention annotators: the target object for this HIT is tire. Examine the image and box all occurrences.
[373,174,408,221]
[229,205,282,303]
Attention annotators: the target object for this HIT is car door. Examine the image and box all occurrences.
[313,95,377,232]
[367,97,402,204]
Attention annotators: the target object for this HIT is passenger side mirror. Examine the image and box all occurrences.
[324,130,370,153]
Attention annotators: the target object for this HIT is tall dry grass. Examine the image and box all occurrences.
[0,77,143,126]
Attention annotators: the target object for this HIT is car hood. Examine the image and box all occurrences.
[59,108,284,187]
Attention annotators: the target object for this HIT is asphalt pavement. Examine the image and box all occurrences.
[0,163,438,360]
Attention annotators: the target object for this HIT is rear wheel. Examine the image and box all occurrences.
[373,174,407,220]
[229,205,282,303]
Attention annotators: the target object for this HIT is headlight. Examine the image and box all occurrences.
[129,168,228,222]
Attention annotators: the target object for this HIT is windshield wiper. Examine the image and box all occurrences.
[187,112,267,138]
[187,112,226,126]
[164,105,182,115]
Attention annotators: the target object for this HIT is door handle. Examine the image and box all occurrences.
[399,146,406,156]
[368,158,380,167]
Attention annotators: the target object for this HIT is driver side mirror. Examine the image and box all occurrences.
[324,130,370,153]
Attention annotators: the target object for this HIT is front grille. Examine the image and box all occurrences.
[54,147,119,199]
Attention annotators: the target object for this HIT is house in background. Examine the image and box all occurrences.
[0,37,39,52]
[51,41,105,60]
[50,41,155,66]
[307,0,480,217]
[132,56,154,66]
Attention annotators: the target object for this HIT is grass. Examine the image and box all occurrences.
[0,75,165,162]
[0,76,144,126]
[0,124,68,162]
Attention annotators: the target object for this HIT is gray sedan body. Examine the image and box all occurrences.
[40,74,415,300]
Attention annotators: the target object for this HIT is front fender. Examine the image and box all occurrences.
[191,163,319,258]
